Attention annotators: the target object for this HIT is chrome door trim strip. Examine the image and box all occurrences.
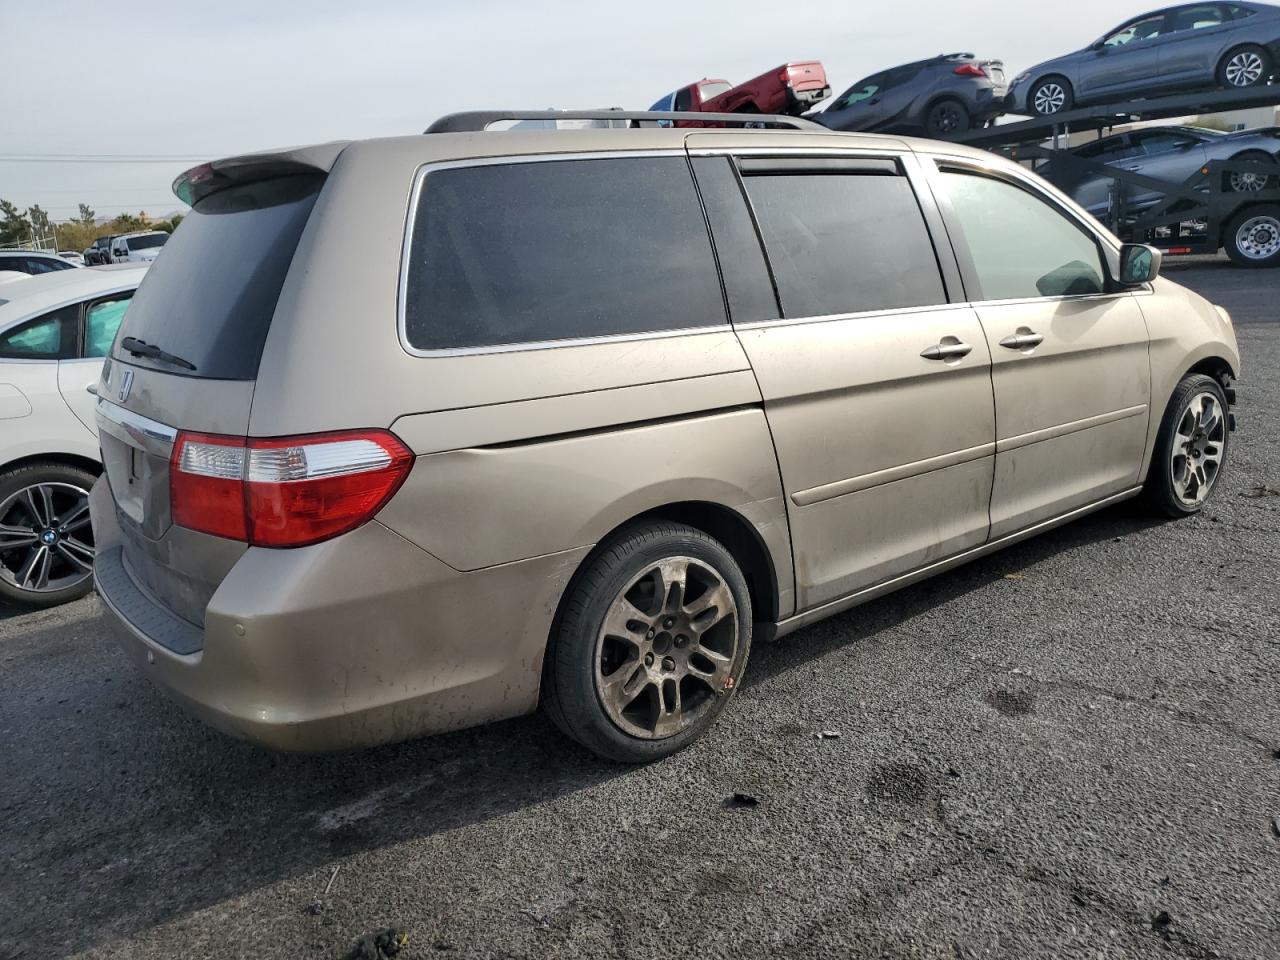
[772,486,1144,638]
[997,404,1148,454]
[791,441,996,507]
[94,396,177,456]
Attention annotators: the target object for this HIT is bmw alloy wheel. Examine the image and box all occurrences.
[0,483,95,596]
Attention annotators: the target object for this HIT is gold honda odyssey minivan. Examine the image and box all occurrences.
[90,113,1239,762]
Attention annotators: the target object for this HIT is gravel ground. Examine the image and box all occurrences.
[2,257,1278,960]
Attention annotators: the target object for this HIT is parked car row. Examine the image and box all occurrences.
[83,230,168,265]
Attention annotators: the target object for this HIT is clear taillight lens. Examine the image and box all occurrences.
[170,429,413,547]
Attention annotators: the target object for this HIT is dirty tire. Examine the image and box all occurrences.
[1144,373,1230,518]
[0,461,98,608]
[542,521,752,763]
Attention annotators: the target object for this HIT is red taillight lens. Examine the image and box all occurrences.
[171,433,249,541]
[169,429,413,547]
[954,63,987,77]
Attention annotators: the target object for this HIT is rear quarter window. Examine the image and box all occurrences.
[403,156,727,352]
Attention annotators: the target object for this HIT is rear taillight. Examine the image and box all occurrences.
[170,429,412,547]
[954,63,987,77]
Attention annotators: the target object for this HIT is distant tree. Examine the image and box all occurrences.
[77,203,96,226]
[169,213,184,230]
[109,212,146,232]
[26,205,52,240]
[0,199,31,246]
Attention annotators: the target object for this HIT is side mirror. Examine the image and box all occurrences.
[1120,243,1161,285]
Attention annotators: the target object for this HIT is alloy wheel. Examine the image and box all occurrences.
[1228,169,1271,192]
[1034,83,1066,115]
[1170,393,1226,507]
[0,482,95,595]
[594,556,738,740]
[1234,215,1280,261]
[1225,51,1265,87]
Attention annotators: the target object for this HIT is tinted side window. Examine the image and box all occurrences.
[740,171,947,319]
[675,87,693,111]
[404,157,726,351]
[0,305,77,359]
[940,171,1106,301]
[690,157,779,324]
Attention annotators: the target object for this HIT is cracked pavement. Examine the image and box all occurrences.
[1,256,1277,959]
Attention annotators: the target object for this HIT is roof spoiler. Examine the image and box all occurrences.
[172,141,350,206]
[424,110,825,134]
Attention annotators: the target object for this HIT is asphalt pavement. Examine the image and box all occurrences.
[1,256,1277,960]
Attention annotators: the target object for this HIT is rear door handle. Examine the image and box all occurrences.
[999,331,1045,350]
[920,340,973,361]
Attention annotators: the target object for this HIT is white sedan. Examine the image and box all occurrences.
[0,264,148,607]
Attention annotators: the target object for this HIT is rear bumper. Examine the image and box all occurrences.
[91,478,589,751]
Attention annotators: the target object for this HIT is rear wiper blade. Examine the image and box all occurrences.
[120,336,197,372]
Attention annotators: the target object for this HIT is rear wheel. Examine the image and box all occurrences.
[0,462,97,608]
[925,98,971,138]
[1030,76,1073,116]
[1145,374,1230,518]
[1224,204,1280,267]
[1226,151,1277,193]
[543,521,752,763]
[1218,45,1272,89]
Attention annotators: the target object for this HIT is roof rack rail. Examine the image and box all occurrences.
[424,110,825,134]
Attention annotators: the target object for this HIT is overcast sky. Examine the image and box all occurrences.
[2,0,1160,220]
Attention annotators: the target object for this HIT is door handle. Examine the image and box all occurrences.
[920,340,973,361]
[999,331,1045,350]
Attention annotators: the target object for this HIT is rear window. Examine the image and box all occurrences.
[403,156,726,351]
[113,174,322,379]
[127,233,167,250]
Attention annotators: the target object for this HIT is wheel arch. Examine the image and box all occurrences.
[549,499,784,641]
[1,450,102,479]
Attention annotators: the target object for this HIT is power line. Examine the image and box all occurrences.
[0,153,218,164]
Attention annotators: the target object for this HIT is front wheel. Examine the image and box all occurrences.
[1218,45,1272,90]
[1030,77,1073,117]
[0,462,98,608]
[542,521,752,763]
[1224,204,1280,267]
[925,98,971,138]
[1144,374,1230,518]
[1226,151,1277,193]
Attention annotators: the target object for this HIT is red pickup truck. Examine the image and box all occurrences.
[650,61,831,119]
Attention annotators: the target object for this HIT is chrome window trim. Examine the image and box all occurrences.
[0,283,140,335]
[731,301,973,333]
[396,149,726,359]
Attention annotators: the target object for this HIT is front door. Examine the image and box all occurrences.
[1081,13,1167,99]
[1158,4,1234,86]
[928,161,1151,539]
[690,147,996,610]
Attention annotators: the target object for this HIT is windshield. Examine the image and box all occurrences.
[833,78,880,109]
[127,233,167,250]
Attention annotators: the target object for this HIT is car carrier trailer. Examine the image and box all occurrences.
[953,85,1280,267]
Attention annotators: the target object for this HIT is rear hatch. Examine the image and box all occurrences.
[96,153,334,629]
[983,59,1007,94]
[784,61,829,95]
